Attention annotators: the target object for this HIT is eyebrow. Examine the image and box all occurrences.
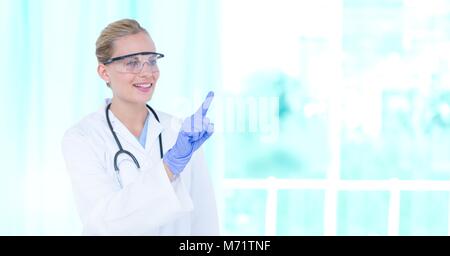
[126,56,140,61]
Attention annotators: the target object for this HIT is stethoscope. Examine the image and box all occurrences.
[105,103,163,188]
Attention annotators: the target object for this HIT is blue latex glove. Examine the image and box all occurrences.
[163,91,215,175]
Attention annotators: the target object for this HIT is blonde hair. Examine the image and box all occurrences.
[95,19,149,63]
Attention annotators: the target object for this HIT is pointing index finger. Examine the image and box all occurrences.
[197,91,214,117]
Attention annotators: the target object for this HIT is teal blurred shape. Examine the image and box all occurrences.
[224,71,329,179]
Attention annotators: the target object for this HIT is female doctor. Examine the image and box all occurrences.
[61,19,219,235]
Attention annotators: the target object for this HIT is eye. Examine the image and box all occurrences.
[126,61,140,67]
[149,59,158,66]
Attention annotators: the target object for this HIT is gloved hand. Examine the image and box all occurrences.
[163,91,215,175]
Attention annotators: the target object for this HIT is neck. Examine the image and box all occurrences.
[109,98,148,137]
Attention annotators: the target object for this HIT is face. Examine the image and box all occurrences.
[97,32,160,105]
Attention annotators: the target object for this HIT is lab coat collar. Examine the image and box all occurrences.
[100,100,165,156]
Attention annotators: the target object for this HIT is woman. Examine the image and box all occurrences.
[61,19,219,235]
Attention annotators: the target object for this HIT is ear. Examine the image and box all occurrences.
[97,63,110,84]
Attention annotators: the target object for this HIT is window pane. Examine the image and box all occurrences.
[223,189,267,235]
[277,190,324,235]
[399,191,449,235]
[337,191,390,235]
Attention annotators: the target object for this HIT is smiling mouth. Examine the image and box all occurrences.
[133,83,153,88]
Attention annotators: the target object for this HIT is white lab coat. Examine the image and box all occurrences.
[61,103,219,235]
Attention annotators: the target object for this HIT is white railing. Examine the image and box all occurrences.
[222,178,450,236]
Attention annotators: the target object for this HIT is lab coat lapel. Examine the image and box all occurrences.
[107,109,146,156]
[106,107,165,162]
[144,109,164,159]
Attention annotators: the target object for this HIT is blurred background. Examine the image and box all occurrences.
[1,0,450,235]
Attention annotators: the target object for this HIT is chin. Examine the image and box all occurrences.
[138,92,154,104]
[133,85,156,103]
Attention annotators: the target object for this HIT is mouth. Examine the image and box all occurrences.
[133,82,153,92]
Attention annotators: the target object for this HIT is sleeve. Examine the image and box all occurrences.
[188,147,220,235]
[61,128,193,235]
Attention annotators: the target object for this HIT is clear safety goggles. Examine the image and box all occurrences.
[103,51,165,74]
